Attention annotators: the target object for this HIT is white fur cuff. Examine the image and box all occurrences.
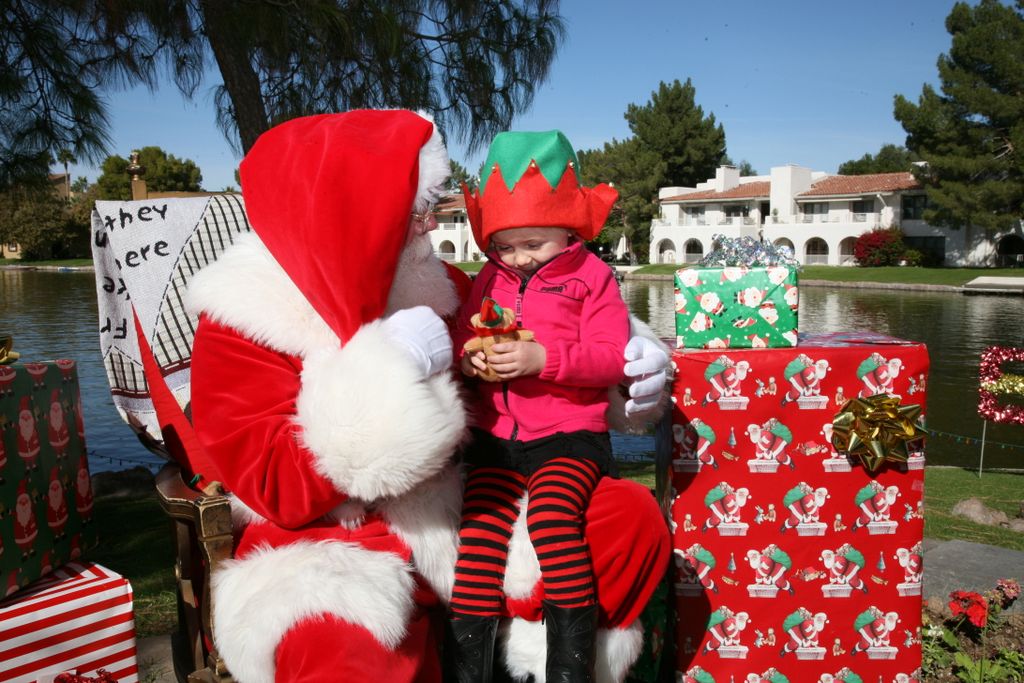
[212,541,416,683]
[297,322,466,502]
[501,619,645,683]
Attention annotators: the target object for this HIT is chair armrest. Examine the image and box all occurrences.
[155,463,233,543]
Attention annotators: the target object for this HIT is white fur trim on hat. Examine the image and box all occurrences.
[212,540,416,683]
[501,618,645,683]
[297,323,466,502]
[413,111,450,211]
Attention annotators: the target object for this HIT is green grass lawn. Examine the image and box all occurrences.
[452,261,484,273]
[92,465,1023,637]
[924,467,1024,551]
[629,263,1024,286]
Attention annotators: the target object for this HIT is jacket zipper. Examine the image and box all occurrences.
[506,276,530,440]
[488,246,572,442]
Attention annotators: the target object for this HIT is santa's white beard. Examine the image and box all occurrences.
[385,233,460,319]
[17,499,30,524]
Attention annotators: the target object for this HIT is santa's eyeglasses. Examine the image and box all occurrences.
[410,207,436,224]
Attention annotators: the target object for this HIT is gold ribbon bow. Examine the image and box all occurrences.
[831,395,926,472]
[0,335,18,364]
[981,373,1024,397]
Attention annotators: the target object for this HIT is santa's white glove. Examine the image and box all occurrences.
[623,335,669,416]
[381,306,453,378]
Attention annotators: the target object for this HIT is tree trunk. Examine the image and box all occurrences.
[199,1,269,154]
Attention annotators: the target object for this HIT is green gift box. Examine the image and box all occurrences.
[674,265,799,349]
[0,360,99,595]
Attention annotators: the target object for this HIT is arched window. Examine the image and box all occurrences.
[804,237,829,265]
[839,237,857,266]
[683,239,703,264]
[773,238,795,256]
[657,239,677,264]
[437,240,456,261]
[997,235,1024,267]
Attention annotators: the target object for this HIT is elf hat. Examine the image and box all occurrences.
[463,130,618,249]
[239,110,449,344]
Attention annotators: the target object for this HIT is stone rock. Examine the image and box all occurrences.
[91,466,155,498]
[1009,518,1024,534]
[951,498,1010,527]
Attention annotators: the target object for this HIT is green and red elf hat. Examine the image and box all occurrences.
[462,130,618,249]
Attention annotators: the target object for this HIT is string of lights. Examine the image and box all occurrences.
[925,428,1024,451]
[86,448,163,472]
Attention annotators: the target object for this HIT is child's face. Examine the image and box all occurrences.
[491,227,571,275]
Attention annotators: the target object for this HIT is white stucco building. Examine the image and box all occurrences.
[428,192,487,262]
[649,165,1024,267]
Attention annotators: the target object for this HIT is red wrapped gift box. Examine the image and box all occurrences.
[665,332,927,683]
[0,562,138,683]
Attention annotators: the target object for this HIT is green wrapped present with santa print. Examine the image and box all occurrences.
[674,265,799,349]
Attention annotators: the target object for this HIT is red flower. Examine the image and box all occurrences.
[949,590,989,628]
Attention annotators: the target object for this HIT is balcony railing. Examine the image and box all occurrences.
[804,254,829,265]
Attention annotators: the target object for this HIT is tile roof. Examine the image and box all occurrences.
[435,193,466,212]
[662,181,771,203]
[799,172,920,197]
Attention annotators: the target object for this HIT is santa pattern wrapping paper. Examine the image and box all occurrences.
[664,332,927,683]
[675,266,799,349]
[0,562,137,683]
[0,361,98,595]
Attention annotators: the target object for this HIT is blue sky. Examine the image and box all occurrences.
[69,0,961,191]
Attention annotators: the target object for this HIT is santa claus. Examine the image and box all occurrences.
[75,454,94,521]
[186,111,670,683]
[47,389,70,459]
[14,480,38,560]
[17,396,40,471]
[46,466,69,539]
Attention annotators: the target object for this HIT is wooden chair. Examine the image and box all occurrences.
[155,463,234,683]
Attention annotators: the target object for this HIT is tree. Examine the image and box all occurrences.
[0,1,155,188]
[722,155,757,176]
[625,79,727,187]
[894,0,1024,231]
[0,187,86,259]
[2,1,565,182]
[448,160,476,192]
[578,138,665,263]
[55,149,76,202]
[838,144,920,175]
[95,146,203,200]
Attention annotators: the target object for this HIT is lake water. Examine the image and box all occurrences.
[2,269,1023,471]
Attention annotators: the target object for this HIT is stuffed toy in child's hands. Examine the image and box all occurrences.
[463,297,535,382]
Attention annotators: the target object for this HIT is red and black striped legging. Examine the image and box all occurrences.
[449,456,601,618]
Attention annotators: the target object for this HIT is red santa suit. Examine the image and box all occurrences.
[187,111,668,683]
[48,389,70,458]
[14,481,38,557]
[46,466,68,537]
[75,455,94,519]
[17,396,40,470]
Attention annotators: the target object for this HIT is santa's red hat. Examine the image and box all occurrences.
[239,110,449,343]
[19,396,30,414]
[17,480,28,500]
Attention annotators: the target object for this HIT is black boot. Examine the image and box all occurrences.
[446,615,498,683]
[543,601,598,683]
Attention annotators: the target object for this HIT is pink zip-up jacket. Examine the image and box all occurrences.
[454,241,629,441]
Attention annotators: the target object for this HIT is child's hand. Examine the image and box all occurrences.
[461,350,488,377]
[486,341,546,379]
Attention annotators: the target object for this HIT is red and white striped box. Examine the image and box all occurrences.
[0,562,138,683]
